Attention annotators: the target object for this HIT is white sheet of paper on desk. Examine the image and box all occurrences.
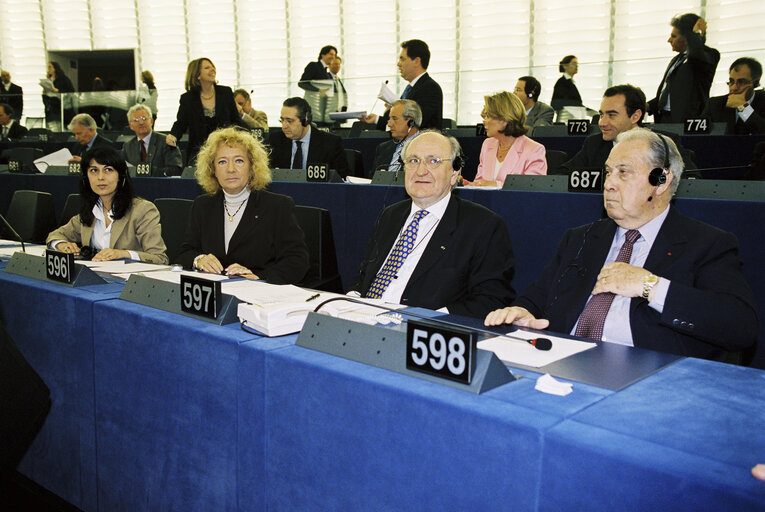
[0,244,46,257]
[478,331,596,368]
[345,176,372,184]
[35,148,73,172]
[127,269,228,284]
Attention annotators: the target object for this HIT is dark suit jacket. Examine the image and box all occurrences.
[177,189,310,285]
[551,76,582,111]
[2,121,28,140]
[561,129,697,172]
[267,127,350,177]
[513,207,758,360]
[701,89,765,135]
[0,83,23,119]
[70,133,114,158]
[372,139,399,171]
[169,84,246,165]
[349,195,516,319]
[648,30,720,123]
[377,73,443,130]
[120,131,183,176]
[299,60,331,92]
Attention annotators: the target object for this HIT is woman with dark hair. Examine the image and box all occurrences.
[42,61,75,129]
[165,58,246,165]
[468,91,546,187]
[177,127,309,283]
[46,146,168,264]
[551,55,583,111]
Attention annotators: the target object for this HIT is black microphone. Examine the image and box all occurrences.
[312,296,553,351]
[0,213,25,253]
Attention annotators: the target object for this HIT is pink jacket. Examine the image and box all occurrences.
[474,135,547,184]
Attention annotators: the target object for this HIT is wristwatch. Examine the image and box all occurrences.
[737,102,749,113]
[642,274,659,300]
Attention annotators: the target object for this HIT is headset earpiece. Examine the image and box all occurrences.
[407,118,414,128]
[648,134,670,186]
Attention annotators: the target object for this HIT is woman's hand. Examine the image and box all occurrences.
[55,241,80,254]
[225,263,258,279]
[92,248,130,262]
[194,253,224,274]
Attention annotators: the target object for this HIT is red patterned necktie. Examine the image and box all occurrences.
[574,229,641,340]
[140,139,147,162]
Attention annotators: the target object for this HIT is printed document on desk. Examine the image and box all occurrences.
[478,331,595,368]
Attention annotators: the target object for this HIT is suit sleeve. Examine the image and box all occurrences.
[259,196,310,285]
[129,201,168,264]
[170,93,190,140]
[445,214,516,318]
[659,231,758,351]
[46,214,83,247]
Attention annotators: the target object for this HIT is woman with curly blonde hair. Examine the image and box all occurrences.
[177,127,309,284]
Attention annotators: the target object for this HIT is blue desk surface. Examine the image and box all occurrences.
[2,268,765,511]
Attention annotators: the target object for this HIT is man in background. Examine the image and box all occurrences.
[514,76,553,128]
[702,57,765,134]
[0,103,27,140]
[120,104,182,176]
[0,70,23,120]
[68,113,113,162]
[372,99,421,172]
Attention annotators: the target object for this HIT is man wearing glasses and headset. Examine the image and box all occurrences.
[348,130,516,319]
[702,57,765,135]
[120,104,183,176]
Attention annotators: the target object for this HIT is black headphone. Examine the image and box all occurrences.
[299,103,312,126]
[451,148,465,171]
[648,134,670,186]
[407,118,415,128]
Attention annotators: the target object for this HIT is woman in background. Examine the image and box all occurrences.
[166,58,245,165]
[468,91,547,187]
[177,127,309,284]
[139,70,158,121]
[42,61,75,130]
[47,146,168,264]
[551,55,583,111]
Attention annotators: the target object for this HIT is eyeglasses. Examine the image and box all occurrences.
[403,156,452,171]
[727,78,753,87]
[130,116,148,123]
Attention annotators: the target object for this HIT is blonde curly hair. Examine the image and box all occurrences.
[195,127,272,194]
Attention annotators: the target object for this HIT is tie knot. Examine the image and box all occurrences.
[624,229,641,245]
[295,140,302,147]
[413,209,429,222]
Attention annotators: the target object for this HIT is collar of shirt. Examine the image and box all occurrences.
[90,199,115,251]
[525,103,535,116]
[2,119,14,129]
[617,204,670,251]
[409,71,426,87]
[139,131,152,147]
[563,73,574,81]
[2,82,9,92]
[87,134,98,150]
[295,125,311,148]
[407,192,450,224]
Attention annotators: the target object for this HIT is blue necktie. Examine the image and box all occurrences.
[402,84,413,99]
[366,209,429,299]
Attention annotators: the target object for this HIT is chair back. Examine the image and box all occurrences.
[60,194,84,226]
[153,198,193,264]
[294,205,342,292]
[6,190,57,243]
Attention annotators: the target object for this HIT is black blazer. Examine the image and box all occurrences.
[299,60,331,92]
[43,75,75,122]
[349,195,516,319]
[169,84,246,165]
[551,76,582,111]
[267,127,350,177]
[648,30,720,122]
[513,207,758,360]
[561,129,697,172]
[177,189,310,285]
[2,121,28,140]
[701,89,765,135]
[70,134,114,158]
[377,73,443,130]
[372,139,398,171]
[0,82,23,119]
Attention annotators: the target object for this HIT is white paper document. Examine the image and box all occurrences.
[478,330,596,368]
[125,269,229,284]
[377,81,398,104]
[35,148,74,172]
[328,111,367,121]
[0,242,46,257]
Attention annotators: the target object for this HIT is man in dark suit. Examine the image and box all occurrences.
[372,99,421,172]
[648,13,719,124]
[68,113,113,162]
[0,70,23,120]
[350,131,516,319]
[702,57,765,135]
[120,104,182,176]
[0,103,28,140]
[561,84,696,173]
[486,128,757,360]
[361,39,443,130]
[299,45,336,92]
[514,76,554,128]
[268,97,349,177]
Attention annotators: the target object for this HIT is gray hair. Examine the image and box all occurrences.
[68,113,97,130]
[615,127,684,193]
[391,99,423,128]
[127,103,152,120]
